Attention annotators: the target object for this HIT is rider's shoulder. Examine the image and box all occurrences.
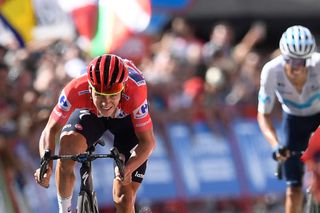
[63,74,89,96]
[124,61,146,89]
[309,52,320,63]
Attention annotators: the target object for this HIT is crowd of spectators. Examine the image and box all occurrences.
[144,18,272,136]
[0,17,284,212]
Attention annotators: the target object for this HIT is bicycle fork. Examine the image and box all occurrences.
[77,161,99,212]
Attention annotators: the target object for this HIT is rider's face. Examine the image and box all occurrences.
[284,57,307,77]
[91,91,122,117]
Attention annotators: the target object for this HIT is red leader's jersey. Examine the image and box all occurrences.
[50,60,152,132]
[302,127,320,162]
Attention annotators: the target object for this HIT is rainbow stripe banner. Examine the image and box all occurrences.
[90,0,151,56]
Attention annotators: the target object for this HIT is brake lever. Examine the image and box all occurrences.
[39,150,51,181]
[110,147,125,180]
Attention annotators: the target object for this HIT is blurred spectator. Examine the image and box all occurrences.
[202,22,234,65]
[226,51,263,117]
[0,62,17,137]
[233,21,266,64]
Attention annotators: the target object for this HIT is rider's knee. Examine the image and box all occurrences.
[286,186,303,197]
[60,132,86,151]
[57,158,75,172]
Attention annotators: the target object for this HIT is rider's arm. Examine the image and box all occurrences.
[257,112,280,149]
[39,80,78,156]
[35,115,63,187]
[257,60,278,149]
[39,115,63,157]
[124,128,156,176]
[122,65,156,175]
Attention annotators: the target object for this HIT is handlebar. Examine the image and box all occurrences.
[39,147,125,181]
[275,150,303,180]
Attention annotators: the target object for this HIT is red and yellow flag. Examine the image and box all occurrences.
[0,0,35,47]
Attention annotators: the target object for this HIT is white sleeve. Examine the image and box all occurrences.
[257,63,277,114]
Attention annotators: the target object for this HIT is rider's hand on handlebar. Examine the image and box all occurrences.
[272,145,290,161]
[114,152,132,185]
[34,166,52,188]
[115,166,132,185]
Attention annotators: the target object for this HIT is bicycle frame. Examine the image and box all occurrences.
[76,146,99,213]
[40,144,124,213]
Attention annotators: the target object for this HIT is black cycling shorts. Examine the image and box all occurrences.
[282,111,320,187]
[61,108,147,183]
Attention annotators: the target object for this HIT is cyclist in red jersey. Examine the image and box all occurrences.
[33,54,156,213]
[302,128,320,202]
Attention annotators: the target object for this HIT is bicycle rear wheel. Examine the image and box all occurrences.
[76,191,99,213]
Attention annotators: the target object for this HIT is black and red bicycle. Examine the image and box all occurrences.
[39,141,124,213]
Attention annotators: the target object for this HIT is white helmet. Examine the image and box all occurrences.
[279,25,316,59]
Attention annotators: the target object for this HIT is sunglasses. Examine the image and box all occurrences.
[88,82,124,96]
[284,57,306,68]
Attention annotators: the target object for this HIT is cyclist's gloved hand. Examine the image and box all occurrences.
[34,150,52,188]
[272,145,289,161]
[34,166,52,188]
[115,166,131,185]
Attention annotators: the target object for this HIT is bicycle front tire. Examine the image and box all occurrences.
[76,191,99,213]
[305,192,320,213]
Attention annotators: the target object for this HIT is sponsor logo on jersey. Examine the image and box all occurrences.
[133,100,148,119]
[135,118,152,128]
[121,93,130,101]
[53,108,63,117]
[75,124,83,131]
[115,109,128,118]
[258,93,271,104]
[128,67,146,86]
[278,90,293,95]
[78,90,90,95]
[79,110,91,120]
[62,124,72,130]
[58,92,71,111]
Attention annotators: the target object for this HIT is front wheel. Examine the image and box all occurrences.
[92,191,99,213]
[76,191,99,213]
[305,192,320,213]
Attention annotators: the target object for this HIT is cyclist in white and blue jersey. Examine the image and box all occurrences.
[257,25,320,213]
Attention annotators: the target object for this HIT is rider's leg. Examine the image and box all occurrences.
[55,132,88,213]
[112,160,147,213]
[281,113,320,213]
[285,186,304,213]
[113,180,140,213]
